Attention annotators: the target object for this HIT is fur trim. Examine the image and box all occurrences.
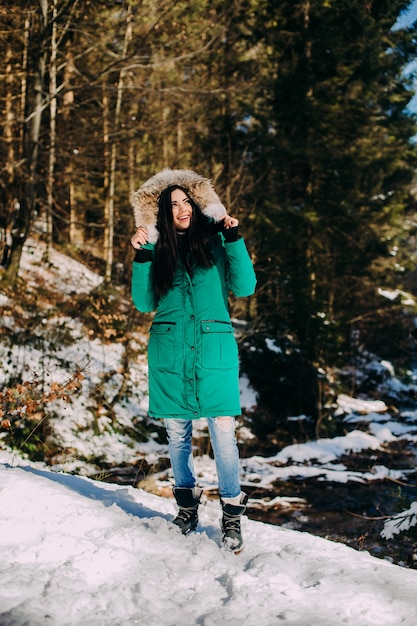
[130,168,226,243]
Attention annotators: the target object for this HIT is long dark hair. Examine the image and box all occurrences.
[152,185,214,300]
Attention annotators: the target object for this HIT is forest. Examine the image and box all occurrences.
[2,1,417,482]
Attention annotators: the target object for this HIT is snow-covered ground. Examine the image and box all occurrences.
[1,451,417,626]
[2,235,417,624]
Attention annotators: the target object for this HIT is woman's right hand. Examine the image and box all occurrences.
[131,227,148,249]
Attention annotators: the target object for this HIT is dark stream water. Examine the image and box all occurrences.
[241,436,417,568]
[244,477,417,567]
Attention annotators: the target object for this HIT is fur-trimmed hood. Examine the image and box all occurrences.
[130,168,226,243]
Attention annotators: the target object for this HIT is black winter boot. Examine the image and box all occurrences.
[172,487,203,535]
[221,493,248,553]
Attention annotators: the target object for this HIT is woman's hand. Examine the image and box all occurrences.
[221,214,239,229]
[131,227,148,249]
[220,214,240,242]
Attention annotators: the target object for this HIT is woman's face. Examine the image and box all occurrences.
[171,188,192,231]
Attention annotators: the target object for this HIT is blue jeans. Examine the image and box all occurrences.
[164,417,241,499]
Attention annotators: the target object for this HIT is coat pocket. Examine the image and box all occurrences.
[149,322,176,370]
[200,320,238,369]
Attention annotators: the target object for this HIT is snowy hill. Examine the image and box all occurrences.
[1,451,417,626]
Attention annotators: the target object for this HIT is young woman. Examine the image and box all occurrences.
[130,168,256,552]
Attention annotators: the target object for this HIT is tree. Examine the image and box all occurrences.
[207,0,417,422]
[0,0,79,284]
[0,2,48,285]
[241,0,417,349]
[2,1,417,422]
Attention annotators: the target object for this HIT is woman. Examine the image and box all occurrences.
[130,168,256,552]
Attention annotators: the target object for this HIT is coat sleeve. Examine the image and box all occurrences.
[131,243,157,312]
[224,237,256,297]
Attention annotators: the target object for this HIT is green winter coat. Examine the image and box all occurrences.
[132,234,256,419]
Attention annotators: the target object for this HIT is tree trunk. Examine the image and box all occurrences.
[0,45,15,271]
[4,45,15,182]
[46,0,58,260]
[62,42,81,246]
[102,79,110,263]
[104,7,133,283]
[1,2,49,286]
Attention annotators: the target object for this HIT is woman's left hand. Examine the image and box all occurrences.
[222,214,239,229]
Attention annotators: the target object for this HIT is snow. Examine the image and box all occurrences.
[19,236,103,294]
[382,501,417,540]
[335,394,388,415]
[270,430,385,464]
[1,451,417,626]
[377,287,415,306]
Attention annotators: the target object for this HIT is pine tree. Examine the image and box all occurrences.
[221,0,417,422]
